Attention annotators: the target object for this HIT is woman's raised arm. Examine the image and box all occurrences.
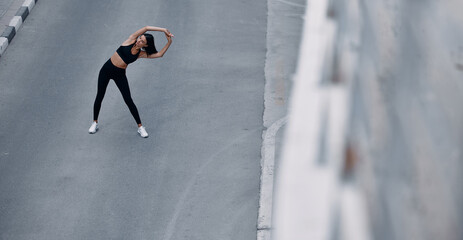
[147,26,174,37]
[128,26,173,41]
[147,33,173,59]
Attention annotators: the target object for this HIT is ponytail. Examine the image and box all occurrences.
[143,34,158,55]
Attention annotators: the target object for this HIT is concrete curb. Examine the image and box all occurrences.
[258,0,306,238]
[0,0,37,57]
[257,117,287,240]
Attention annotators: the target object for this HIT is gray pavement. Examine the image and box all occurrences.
[0,0,267,239]
[0,0,14,17]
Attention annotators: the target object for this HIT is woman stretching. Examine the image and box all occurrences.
[89,26,173,138]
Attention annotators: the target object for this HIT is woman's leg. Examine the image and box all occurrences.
[93,66,111,122]
[113,74,142,125]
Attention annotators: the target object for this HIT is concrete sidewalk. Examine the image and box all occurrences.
[0,0,37,57]
[257,0,306,238]
[0,0,22,35]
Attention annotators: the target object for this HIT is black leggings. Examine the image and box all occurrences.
[93,59,142,125]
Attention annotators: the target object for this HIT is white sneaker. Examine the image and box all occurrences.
[88,122,98,134]
[138,126,149,138]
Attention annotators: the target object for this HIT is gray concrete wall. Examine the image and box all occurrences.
[340,1,463,239]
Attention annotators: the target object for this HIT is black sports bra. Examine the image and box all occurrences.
[116,42,140,65]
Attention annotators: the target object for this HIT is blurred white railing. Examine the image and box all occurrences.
[272,0,370,239]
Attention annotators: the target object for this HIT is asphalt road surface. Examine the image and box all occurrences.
[0,0,267,239]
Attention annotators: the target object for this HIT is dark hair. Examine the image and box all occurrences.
[143,34,158,55]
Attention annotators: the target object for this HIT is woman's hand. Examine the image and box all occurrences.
[165,34,172,43]
[164,28,174,38]
[165,32,173,42]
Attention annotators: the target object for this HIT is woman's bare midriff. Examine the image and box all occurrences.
[110,53,128,69]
